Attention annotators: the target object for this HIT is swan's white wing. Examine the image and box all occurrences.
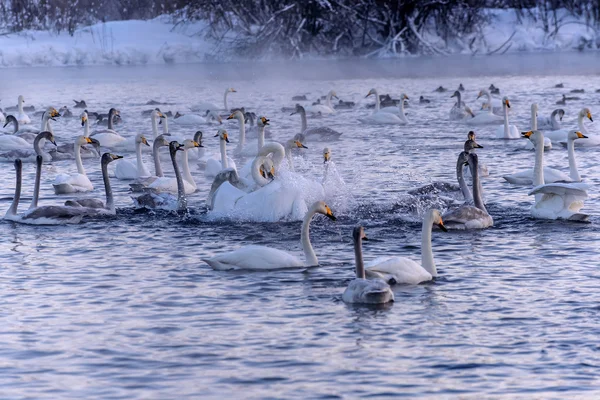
[0,135,31,151]
[304,105,334,114]
[53,173,93,191]
[342,278,394,304]
[362,111,404,125]
[203,245,303,270]
[115,159,138,180]
[92,132,126,148]
[528,182,589,197]
[366,256,432,285]
[469,112,503,125]
[212,182,247,212]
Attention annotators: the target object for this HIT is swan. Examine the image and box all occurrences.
[114,134,151,180]
[362,89,408,124]
[133,141,187,212]
[342,227,394,304]
[65,153,122,215]
[504,130,585,185]
[304,90,336,115]
[174,111,222,125]
[4,156,85,225]
[449,90,474,120]
[476,89,502,115]
[290,104,342,141]
[495,97,520,139]
[228,110,248,155]
[524,104,552,150]
[442,153,493,229]
[205,129,237,179]
[203,201,336,270]
[0,122,33,152]
[365,88,402,114]
[538,108,565,131]
[2,107,60,142]
[146,138,198,195]
[364,209,447,285]
[15,95,31,124]
[0,131,56,163]
[52,136,96,194]
[322,147,346,187]
[150,109,165,139]
[90,108,125,148]
[192,88,236,112]
[469,90,503,124]
[177,138,202,191]
[49,111,100,160]
[193,131,213,165]
[555,108,598,147]
[129,134,171,192]
[524,130,589,221]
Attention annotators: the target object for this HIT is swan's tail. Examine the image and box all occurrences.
[53,183,75,195]
[568,213,589,222]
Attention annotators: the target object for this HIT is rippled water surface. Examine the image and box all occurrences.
[1,54,600,398]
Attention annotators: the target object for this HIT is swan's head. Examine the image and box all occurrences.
[476,90,487,99]
[330,90,338,99]
[290,104,305,116]
[568,130,588,140]
[451,90,460,98]
[258,116,270,127]
[18,95,24,104]
[208,111,223,125]
[47,107,61,120]
[215,129,229,143]
[502,97,511,108]
[39,131,57,146]
[227,110,243,121]
[153,109,165,119]
[428,209,447,232]
[467,152,479,169]
[169,141,185,155]
[135,134,150,146]
[76,136,93,146]
[353,226,368,242]
[314,201,336,221]
[531,103,538,115]
[102,153,123,165]
[401,93,409,100]
[581,108,593,122]
[259,158,275,180]
[194,131,203,144]
[3,115,17,128]
[80,111,88,126]
[556,109,565,121]
[183,138,202,149]
[366,88,377,98]
[521,130,545,145]
[288,139,307,150]
[457,150,469,166]
[464,139,483,152]
[227,88,237,93]
[154,134,171,148]
[323,147,331,163]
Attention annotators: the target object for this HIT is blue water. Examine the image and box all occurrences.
[1,55,600,398]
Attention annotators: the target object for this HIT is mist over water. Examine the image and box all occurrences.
[1,54,600,398]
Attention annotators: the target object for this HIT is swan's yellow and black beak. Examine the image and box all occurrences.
[473,141,483,149]
[576,131,588,139]
[85,137,93,144]
[193,140,203,148]
[587,111,593,122]
[323,152,330,164]
[269,165,275,178]
[521,131,534,139]
[261,117,270,126]
[231,88,237,93]
[476,91,483,99]
[438,219,448,232]
[324,205,336,221]
[141,136,150,146]
[403,94,409,100]
[81,115,87,126]
[295,140,307,149]
[223,133,229,143]
[227,113,235,120]
[111,154,124,160]
[505,99,511,108]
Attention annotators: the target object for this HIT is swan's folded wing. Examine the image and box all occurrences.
[366,256,431,285]
[203,245,303,270]
[528,183,589,198]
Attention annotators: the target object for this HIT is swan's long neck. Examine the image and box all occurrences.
[325,91,333,109]
[421,212,437,277]
[235,117,246,152]
[353,236,366,279]
[33,135,44,157]
[6,163,21,217]
[261,142,286,169]
[484,92,492,113]
[83,119,89,137]
[162,116,169,134]
[75,143,85,175]
[258,126,265,152]
[30,157,42,210]
[151,114,158,139]
[399,99,408,123]
[220,139,228,169]
[40,112,48,132]
[531,106,537,130]
[153,142,164,177]
[299,109,307,132]
[18,97,23,114]
[180,149,195,187]
[503,102,510,137]
[171,150,187,211]
[373,90,380,113]
[456,154,472,202]
[578,112,589,135]
[135,140,145,176]
[285,145,294,171]
[251,156,270,187]
[108,109,114,130]
[10,117,19,134]
[567,137,580,182]
[550,110,560,129]
[102,160,114,212]
[470,158,487,213]
[224,90,229,110]
[301,206,319,266]
[533,135,545,202]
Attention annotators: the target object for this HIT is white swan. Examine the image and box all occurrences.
[115,134,151,180]
[52,136,95,194]
[342,226,394,304]
[177,138,202,191]
[547,108,591,143]
[538,108,564,131]
[64,153,122,215]
[228,110,249,155]
[469,90,503,124]
[503,129,584,185]
[304,90,336,115]
[476,89,502,115]
[5,156,85,225]
[290,104,342,141]
[524,104,552,150]
[15,95,31,124]
[495,97,520,139]
[173,111,222,125]
[443,153,493,229]
[129,134,171,192]
[203,201,336,270]
[525,130,589,221]
[205,129,237,179]
[449,90,474,120]
[362,89,407,124]
[133,142,188,212]
[0,131,56,163]
[364,209,447,285]
[150,109,164,139]
[2,107,60,142]
[147,138,198,195]
[192,88,236,112]
[557,108,600,147]
[90,108,126,148]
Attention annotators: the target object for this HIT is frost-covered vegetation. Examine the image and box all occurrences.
[0,0,600,63]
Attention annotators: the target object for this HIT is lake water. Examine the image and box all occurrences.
[1,53,600,398]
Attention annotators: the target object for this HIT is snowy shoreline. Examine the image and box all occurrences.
[0,9,598,69]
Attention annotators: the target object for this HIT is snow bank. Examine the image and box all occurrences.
[0,17,212,68]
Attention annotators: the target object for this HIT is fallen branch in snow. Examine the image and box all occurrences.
[486,30,516,55]
[407,16,449,56]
